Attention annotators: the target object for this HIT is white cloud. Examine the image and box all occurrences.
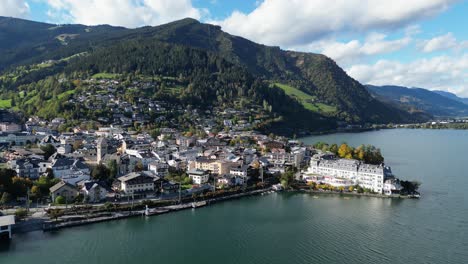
[419,32,468,53]
[0,0,30,18]
[46,0,204,27]
[347,54,468,96]
[291,32,412,66]
[213,0,456,47]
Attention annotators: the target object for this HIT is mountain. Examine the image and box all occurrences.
[0,17,424,134]
[433,90,468,105]
[366,85,468,117]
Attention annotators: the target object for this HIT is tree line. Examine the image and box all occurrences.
[313,142,384,164]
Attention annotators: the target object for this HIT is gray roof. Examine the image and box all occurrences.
[49,181,76,193]
[187,168,209,176]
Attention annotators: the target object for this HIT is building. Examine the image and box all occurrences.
[189,157,237,175]
[217,174,245,187]
[229,165,249,178]
[80,181,108,203]
[148,161,169,177]
[114,171,157,195]
[57,144,72,155]
[49,181,78,202]
[8,158,44,179]
[383,178,403,195]
[0,122,21,132]
[304,155,392,194]
[0,215,15,240]
[51,157,91,184]
[187,168,209,185]
[96,137,108,164]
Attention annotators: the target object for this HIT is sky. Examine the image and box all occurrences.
[1,0,467,96]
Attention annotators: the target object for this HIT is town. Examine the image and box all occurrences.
[0,78,416,239]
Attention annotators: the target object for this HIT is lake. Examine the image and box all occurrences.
[1,129,467,264]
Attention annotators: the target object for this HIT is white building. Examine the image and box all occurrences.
[115,171,156,194]
[81,181,108,202]
[187,168,209,185]
[304,156,392,194]
[0,215,15,239]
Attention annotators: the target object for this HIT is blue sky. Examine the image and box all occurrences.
[1,0,467,96]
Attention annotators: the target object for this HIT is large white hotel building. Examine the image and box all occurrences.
[303,154,398,194]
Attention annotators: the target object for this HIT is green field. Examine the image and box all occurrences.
[92,73,121,79]
[273,83,336,114]
[0,99,12,108]
[57,89,76,100]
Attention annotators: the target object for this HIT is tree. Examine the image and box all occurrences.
[15,208,28,220]
[92,163,110,180]
[134,161,144,172]
[40,144,56,160]
[107,160,118,179]
[31,185,41,200]
[280,170,294,188]
[0,192,11,204]
[72,141,83,151]
[55,195,66,204]
[329,144,338,154]
[338,143,353,159]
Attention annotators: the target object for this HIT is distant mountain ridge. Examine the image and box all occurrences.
[0,16,427,134]
[433,90,468,105]
[366,85,468,117]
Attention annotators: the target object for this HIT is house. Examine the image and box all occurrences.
[161,181,180,194]
[51,157,91,185]
[114,171,157,195]
[229,165,249,178]
[187,168,209,185]
[80,181,108,202]
[8,158,44,179]
[0,122,21,132]
[0,215,15,240]
[148,161,169,177]
[217,174,245,187]
[57,144,72,154]
[49,181,78,202]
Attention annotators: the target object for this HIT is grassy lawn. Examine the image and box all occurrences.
[273,83,337,114]
[57,89,76,100]
[0,99,12,108]
[92,73,121,79]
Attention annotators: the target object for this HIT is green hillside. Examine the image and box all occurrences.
[273,83,336,114]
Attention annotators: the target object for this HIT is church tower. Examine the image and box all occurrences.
[97,137,108,164]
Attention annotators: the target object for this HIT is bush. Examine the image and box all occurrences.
[15,208,28,220]
[55,195,66,204]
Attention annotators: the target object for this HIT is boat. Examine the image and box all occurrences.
[145,205,169,216]
[272,184,283,191]
[408,193,420,199]
[192,201,207,209]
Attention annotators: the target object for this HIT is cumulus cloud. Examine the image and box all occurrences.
[347,54,468,96]
[291,32,412,66]
[0,0,30,18]
[419,32,468,53]
[46,0,204,27]
[213,0,456,47]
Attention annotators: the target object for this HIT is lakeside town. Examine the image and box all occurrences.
[0,86,420,240]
